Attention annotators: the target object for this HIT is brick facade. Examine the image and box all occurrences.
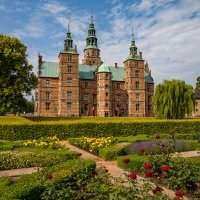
[35,19,154,117]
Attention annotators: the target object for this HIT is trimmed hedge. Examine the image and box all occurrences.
[99,143,128,160]
[0,120,200,140]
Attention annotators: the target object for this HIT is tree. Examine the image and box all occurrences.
[153,80,194,119]
[195,76,200,91]
[0,34,37,113]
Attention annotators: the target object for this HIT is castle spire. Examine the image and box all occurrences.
[129,28,137,57]
[64,22,73,51]
[85,16,98,48]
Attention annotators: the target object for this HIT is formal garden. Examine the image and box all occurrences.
[0,116,200,199]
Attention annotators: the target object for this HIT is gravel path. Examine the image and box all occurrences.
[0,167,40,177]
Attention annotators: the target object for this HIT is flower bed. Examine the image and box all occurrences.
[118,154,200,199]
[69,136,117,154]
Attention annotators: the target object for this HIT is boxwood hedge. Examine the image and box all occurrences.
[0,120,200,140]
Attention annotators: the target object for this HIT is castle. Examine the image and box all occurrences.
[35,18,154,117]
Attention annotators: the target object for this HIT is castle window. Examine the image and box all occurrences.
[105,84,108,88]
[45,102,50,110]
[117,83,120,89]
[84,104,88,111]
[135,62,138,68]
[136,93,140,101]
[105,103,108,107]
[85,81,88,88]
[46,91,50,100]
[67,76,72,83]
[106,92,108,97]
[135,70,139,77]
[46,80,50,87]
[67,65,72,73]
[67,91,72,100]
[136,103,140,112]
[67,102,72,110]
[136,81,139,89]
[83,93,88,101]
[67,55,72,62]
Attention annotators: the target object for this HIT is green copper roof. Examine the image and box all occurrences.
[39,61,153,83]
[79,64,97,79]
[98,64,111,73]
[144,72,154,84]
[40,62,59,77]
[124,54,143,62]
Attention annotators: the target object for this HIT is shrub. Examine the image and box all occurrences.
[1,117,200,140]
[0,160,96,200]
[69,137,116,154]
[23,136,61,149]
[99,143,128,160]
[117,155,148,171]
[125,140,193,155]
[0,149,77,170]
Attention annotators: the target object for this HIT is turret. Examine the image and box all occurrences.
[58,24,79,116]
[97,63,112,116]
[124,31,146,117]
[83,16,101,65]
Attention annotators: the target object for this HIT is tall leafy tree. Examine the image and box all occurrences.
[195,76,200,91]
[0,34,37,113]
[153,80,194,119]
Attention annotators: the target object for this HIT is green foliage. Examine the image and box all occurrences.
[0,148,77,170]
[195,76,200,91]
[1,116,200,140]
[0,159,95,200]
[99,143,128,160]
[0,34,37,113]
[153,80,194,119]
[68,137,116,154]
[117,155,148,171]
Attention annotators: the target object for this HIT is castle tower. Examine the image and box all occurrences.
[83,16,101,66]
[124,32,146,117]
[58,25,79,116]
[97,64,112,116]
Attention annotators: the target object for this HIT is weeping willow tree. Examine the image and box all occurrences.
[153,80,195,119]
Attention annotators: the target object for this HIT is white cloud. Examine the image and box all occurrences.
[43,2,66,14]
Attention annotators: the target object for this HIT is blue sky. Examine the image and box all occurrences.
[0,0,200,86]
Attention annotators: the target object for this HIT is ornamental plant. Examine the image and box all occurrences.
[23,136,61,149]
[69,136,116,154]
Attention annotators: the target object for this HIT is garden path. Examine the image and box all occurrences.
[61,141,189,200]
[0,167,40,177]
[173,150,200,158]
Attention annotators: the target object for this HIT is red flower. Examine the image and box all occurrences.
[175,190,185,198]
[145,171,154,177]
[160,165,171,172]
[127,171,137,180]
[144,162,153,170]
[123,158,130,164]
[152,186,163,194]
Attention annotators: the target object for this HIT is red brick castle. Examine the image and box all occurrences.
[35,18,154,117]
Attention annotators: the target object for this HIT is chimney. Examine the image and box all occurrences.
[38,53,43,75]
[38,53,43,66]
[114,62,118,68]
[139,51,142,59]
